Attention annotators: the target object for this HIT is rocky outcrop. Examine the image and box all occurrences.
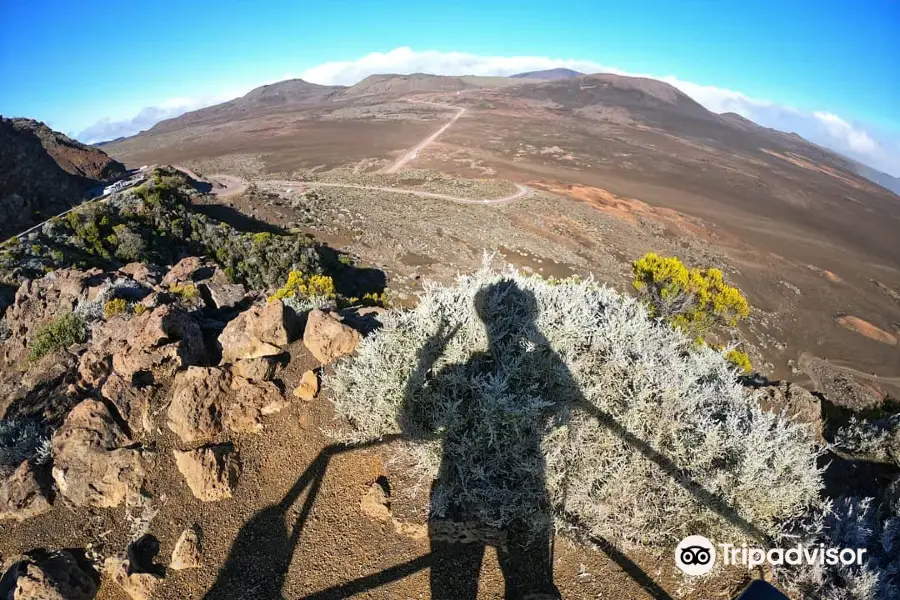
[757,382,825,443]
[0,461,52,522]
[218,300,294,363]
[0,117,126,238]
[168,366,287,442]
[303,309,361,364]
[173,445,240,501]
[170,525,203,570]
[51,399,144,507]
[110,305,206,380]
[2,268,109,366]
[1,549,98,600]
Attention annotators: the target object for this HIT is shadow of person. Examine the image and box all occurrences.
[400,280,572,600]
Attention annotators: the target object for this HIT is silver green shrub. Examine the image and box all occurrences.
[0,418,50,478]
[329,266,823,551]
[777,495,900,599]
[282,294,335,317]
[835,415,900,466]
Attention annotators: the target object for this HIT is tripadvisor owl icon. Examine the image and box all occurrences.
[676,535,717,575]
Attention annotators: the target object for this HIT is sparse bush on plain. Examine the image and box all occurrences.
[330,266,822,551]
[27,312,85,361]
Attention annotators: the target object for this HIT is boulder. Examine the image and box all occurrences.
[51,399,144,508]
[77,351,110,389]
[85,304,206,383]
[293,370,319,402]
[167,367,229,444]
[162,257,209,285]
[223,376,286,435]
[173,445,240,502]
[303,309,361,364]
[101,373,152,436]
[232,357,281,382]
[169,525,202,570]
[218,300,293,363]
[0,462,52,522]
[2,549,98,600]
[119,263,161,286]
[201,279,247,310]
[757,382,825,443]
[102,555,161,600]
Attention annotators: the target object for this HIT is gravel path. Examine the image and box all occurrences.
[383,102,466,174]
[262,179,530,205]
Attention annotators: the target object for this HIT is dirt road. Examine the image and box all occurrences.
[383,103,466,174]
[263,179,530,205]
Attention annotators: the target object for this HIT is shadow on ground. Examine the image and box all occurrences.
[205,282,766,599]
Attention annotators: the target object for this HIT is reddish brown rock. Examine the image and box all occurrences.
[173,445,240,502]
[0,461,52,522]
[303,309,361,364]
[4,549,98,600]
[232,356,281,382]
[161,256,207,285]
[218,300,293,364]
[101,373,152,436]
[167,367,230,444]
[224,376,286,435]
[51,399,144,508]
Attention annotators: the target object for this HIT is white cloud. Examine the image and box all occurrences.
[77,47,900,177]
[77,98,210,142]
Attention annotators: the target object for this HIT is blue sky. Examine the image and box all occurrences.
[1,0,898,174]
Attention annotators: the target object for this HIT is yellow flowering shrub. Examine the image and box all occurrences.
[632,252,752,372]
[271,270,336,301]
[103,298,128,319]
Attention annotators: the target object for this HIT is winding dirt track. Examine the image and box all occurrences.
[262,179,530,205]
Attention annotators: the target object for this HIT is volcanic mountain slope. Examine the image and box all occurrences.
[0,117,125,238]
[149,79,345,133]
[510,67,584,79]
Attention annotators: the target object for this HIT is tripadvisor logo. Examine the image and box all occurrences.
[675,535,717,575]
[675,535,868,576]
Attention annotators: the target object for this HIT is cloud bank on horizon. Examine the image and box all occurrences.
[78,47,900,177]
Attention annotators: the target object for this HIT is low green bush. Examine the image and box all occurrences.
[27,312,85,361]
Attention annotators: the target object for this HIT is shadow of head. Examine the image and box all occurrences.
[473,279,538,346]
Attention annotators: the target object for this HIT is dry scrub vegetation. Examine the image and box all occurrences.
[330,265,823,552]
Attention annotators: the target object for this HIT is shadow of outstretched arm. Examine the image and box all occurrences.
[399,323,460,439]
[204,436,402,600]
